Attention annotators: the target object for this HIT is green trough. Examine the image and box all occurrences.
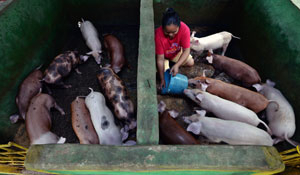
[1,0,300,174]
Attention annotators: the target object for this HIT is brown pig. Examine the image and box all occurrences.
[43,51,88,88]
[159,110,200,144]
[26,93,66,145]
[103,34,125,73]
[97,67,136,131]
[206,53,261,87]
[189,76,269,113]
[10,66,43,123]
[71,97,99,144]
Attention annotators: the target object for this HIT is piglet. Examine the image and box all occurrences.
[188,76,269,113]
[158,101,200,145]
[71,97,99,144]
[184,113,273,146]
[206,53,261,87]
[43,51,88,88]
[184,89,272,135]
[85,88,122,145]
[97,67,136,132]
[254,80,299,147]
[103,34,126,74]
[26,93,66,145]
[78,19,102,64]
[190,31,240,56]
[10,66,43,123]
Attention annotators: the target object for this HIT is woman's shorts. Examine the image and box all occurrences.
[164,48,193,71]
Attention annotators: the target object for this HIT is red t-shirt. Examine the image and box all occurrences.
[155,21,190,60]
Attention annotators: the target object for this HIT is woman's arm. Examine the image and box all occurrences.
[170,47,190,76]
[156,54,166,88]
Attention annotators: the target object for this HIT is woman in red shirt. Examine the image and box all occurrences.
[155,8,194,89]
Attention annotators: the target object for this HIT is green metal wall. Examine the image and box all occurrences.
[0,0,64,143]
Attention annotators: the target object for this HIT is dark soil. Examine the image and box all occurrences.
[45,24,138,143]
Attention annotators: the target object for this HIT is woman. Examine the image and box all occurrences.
[155,8,194,89]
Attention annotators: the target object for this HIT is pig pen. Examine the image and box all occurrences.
[1,0,300,174]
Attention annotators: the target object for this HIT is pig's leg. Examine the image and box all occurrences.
[75,68,82,75]
[221,43,229,56]
[54,103,65,115]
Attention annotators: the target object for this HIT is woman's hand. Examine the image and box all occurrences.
[170,64,179,76]
[160,79,166,89]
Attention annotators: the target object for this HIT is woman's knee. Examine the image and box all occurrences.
[185,58,194,66]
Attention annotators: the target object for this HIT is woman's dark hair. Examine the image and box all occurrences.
[162,8,180,28]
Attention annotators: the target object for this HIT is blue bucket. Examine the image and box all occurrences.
[161,69,188,94]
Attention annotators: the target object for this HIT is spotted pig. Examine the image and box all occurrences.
[97,67,136,131]
[43,51,88,88]
[26,93,66,145]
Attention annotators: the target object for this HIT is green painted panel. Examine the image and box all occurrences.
[0,0,64,143]
[137,0,159,145]
[25,144,284,174]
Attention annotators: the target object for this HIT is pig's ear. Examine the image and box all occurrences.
[86,51,93,55]
[187,122,202,135]
[158,101,166,114]
[183,116,192,124]
[196,93,204,102]
[57,137,66,144]
[201,83,208,91]
[266,79,276,87]
[195,110,206,117]
[206,55,213,64]
[191,31,196,37]
[80,55,89,62]
[123,140,136,146]
[252,83,263,92]
[120,127,129,141]
[169,110,179,118]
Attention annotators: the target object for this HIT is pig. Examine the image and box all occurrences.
[160,110,200,145]
[85,88,122,145]
[43,51,88,88]
[190,31,240,56]
[184,89,272,134]
[26,92,66,145]
[206,53,261,87]
[10,66,43,123]
[78,19,102,64]
[188,76,269,113]
[103,34,126,74]
[253,80,299,147]
[97,67,136,132]
[158,101,200,145]
[71,97,99,144]
[184,113,273,146]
